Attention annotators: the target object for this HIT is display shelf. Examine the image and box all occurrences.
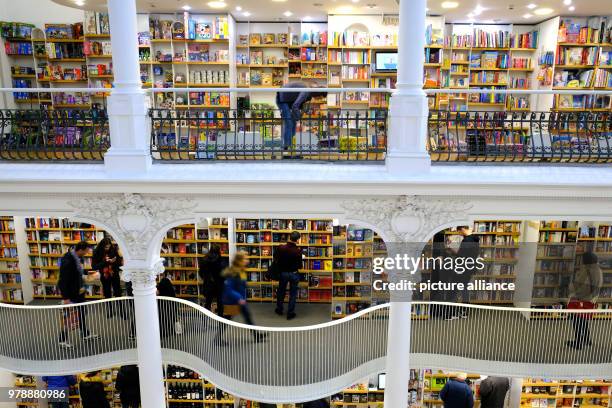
[162,219,229,303]
[25,217,107,300]
[0,217,23,304]
[235,218,333,304]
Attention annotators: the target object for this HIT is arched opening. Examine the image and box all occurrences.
[157,216,389,325]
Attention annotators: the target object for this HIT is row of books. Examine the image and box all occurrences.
[558,20,602,44]
[553,69,594,88]
[511,57,532,69]
[329,31,370,47]
[594,69,612,88]
[470,52,508,69]
[511,30,538,49]
[469,71,507,85]
[556,46,598,66]
[45,43,84,59]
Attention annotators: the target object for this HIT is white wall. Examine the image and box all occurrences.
[532,17,560,111]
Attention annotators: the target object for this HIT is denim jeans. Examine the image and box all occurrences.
[276,271,300,314]
[278,102,297,148]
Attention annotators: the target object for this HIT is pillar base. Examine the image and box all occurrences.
[386,151,431,174]
[104,147,152,175]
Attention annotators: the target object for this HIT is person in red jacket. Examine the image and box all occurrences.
[274,231,303,320]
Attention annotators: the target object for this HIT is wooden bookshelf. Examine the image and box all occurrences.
[162,218,230,301]
[164,364,235,407]
[235,218,333,304]
[443,220,521,305]
[521,378,612,408]
[25,217,106,300]
[0,217,24,304]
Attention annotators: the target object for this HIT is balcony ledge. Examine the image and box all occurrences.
[0,161,611,197]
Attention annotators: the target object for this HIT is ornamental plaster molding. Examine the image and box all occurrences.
[121,258,166,287]
[68,193,197,259]
[341,195,473,242]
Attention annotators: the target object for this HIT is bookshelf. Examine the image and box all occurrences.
[141,13,231,109]
[13,374,37,407]
[235,218,333,304]
[0,216,24,304]
[164,364,235,407]
[521,378,611,408]
[551,17,612,112]
[24,217,106,300]
[162,218,230,302]
[443,220,521,305]
[331,224,375,318]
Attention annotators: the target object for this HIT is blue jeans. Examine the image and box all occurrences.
[276,272,300,315]
[278,103,297,148]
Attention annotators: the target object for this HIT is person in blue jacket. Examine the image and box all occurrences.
[221,252,265,342]
[42,375,77,408]
[440,373,474,408]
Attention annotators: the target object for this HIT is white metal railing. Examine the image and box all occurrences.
[0,298,610,402]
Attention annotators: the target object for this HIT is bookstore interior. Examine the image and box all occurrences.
[1,0,612,406]
[2,7,612,113]
[1,214,612,406]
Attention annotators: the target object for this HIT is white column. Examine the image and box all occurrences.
[104,0,152,174]
[386,0,431,174]
[124,260,166,408]
[383,301,412,408]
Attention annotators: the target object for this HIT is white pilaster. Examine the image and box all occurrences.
[383,302,412,408]
[104,0,152,175]
[123,260,166,408]
[386,0,431,174]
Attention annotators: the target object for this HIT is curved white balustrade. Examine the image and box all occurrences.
[0,298,610,403]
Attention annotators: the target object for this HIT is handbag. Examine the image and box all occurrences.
[567,300,597,320]
[266,261,281,281]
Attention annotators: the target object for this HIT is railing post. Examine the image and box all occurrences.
[386,0,431,174]
[122,259,166,408]
[103,0,152,174]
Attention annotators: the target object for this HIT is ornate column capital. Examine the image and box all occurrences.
[122,258,165,289]
[341,195,473,243]
[68,193,197,261]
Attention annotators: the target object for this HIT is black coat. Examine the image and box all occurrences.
[57,252,84,302]
[115,365,140,404]
[199,255,226,285]
[79,378,110,408]
[92,245,122,275]
[274,242,303,273]
[479,377,509,408]
[157,277,176,297]
[456,235,480,282]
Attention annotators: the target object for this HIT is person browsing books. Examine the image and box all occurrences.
[57,241,100,348]
[440,373,474,408]
[274,231,303,320]
[78,371,110,408]
[566,251,602,350]
[479,376,510,408]
[199,245,227,317]
[276,82,326,152]
[42,375,76,408]
[92,238,123,317]
[115,365,141,408]
[447,226,480,320]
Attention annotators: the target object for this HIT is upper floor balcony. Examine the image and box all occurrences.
[1,88,611,164]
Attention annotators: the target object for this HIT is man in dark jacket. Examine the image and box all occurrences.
[440,373,474,408]
[479,376,509,408]
[274,231,303,320]
[199,245,227,316]
[115,365,140,408]
[57,241,99,347]
[276,81,325,150]
[303,398,330,408]
[79,372,109,408]
[448,225,480,320]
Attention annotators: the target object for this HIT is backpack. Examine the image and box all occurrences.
[266,261,281,281]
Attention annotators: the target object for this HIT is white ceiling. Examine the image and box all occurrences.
[51,0,612,23]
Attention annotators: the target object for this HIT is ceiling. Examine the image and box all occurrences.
[51,0,612,23]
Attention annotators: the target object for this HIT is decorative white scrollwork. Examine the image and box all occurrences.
[68,193,197,259]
